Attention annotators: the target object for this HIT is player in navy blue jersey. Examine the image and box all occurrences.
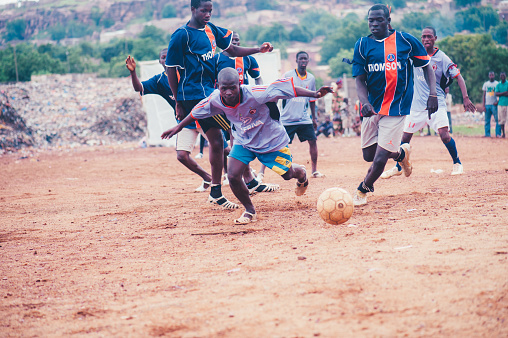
[126,49,213,193]
[165,0,273,209]
[352,4,438,206]
[215,32,263,86]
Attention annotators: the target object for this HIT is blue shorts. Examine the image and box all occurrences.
[229,145,293,176]
[284,124,317,143]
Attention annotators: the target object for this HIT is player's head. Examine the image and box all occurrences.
[191,0,212,26]
[489,71,495,81]
[336,78,343,89]
[296,51,309,70]
[501,72,506,82]
[218,68,240,106]
[421,27,437,49]
[159,48,168,66]
[367,4,391,38]
[232,32,240,46]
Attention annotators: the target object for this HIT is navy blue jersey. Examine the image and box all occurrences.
[166,22,232,101]
[141,72,195,129]
[215,53,261,85]
[353,30,430,116]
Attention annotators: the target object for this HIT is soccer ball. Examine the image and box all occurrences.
[316,187,354,225]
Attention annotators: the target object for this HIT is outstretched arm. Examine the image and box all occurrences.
[423,64,438,118]
[355,74,376,117]
[126,56,142,92]
[294,86,332,99]
[161,113,196,140]
[225,42,273,58]
[456,74,476,112]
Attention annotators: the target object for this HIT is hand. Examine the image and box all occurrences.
[463,97,476,113]
[360,103,376,117]
[494,101,498,106]
[427,95,438,119]
[125,55,136,72]
[312,118,318,130]
[315,86,333,99]
[259,42,273,53]
[161,126,179,140]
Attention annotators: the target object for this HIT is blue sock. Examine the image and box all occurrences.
[395,162,402,171]
[444,138,461,164]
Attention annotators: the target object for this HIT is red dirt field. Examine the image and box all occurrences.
[1,136,507,337]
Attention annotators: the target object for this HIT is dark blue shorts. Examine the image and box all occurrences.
[284,124,317,143]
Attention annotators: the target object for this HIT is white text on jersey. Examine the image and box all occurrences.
[368,62,402,72]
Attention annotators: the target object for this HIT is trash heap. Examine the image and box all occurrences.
[0,74,146,153]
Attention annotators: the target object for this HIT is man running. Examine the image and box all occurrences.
[126,49,212,192]
[381,26,476,178]
[161,68,332,224]
[352,4,438,206]
[165,0,273,209]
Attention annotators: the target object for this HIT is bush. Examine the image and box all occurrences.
[162,4,177,18]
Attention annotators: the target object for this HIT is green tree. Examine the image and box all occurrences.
[138,25,166,45]
[253,0,276,10]
[289,25,312,43]
[438,34,508,103]
[386,0,406,10]
[455,6,499,33]
[300,10,341,38]
[398,11,457,37]
[4,19,27,41]
[90,6,103,26]
[454,0,481,8]
[256,23,288,45]
[48,24,66,42]
[162,4,177,18]
[489,21,508,45]
[245,25,263,43]
[328,49,354,78]
[320,21,369,64]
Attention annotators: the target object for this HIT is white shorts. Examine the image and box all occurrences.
[404,107,449,134]
[176,128,200,153]
[361,114,405,153]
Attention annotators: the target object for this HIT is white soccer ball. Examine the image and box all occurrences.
[316,187,354,225]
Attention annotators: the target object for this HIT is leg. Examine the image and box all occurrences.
[175,129,212,190]
[228,157,255,216]
[485,106,492,137]
[364,146,398,188]
[176,150,211,182]
[308,139,318,174]
[205,127,224,185]
[493,106,501,137]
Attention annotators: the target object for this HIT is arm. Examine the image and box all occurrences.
[161,113,196,140]
[165,67,185,120]
[126,56,143,92]
[355,74,376,117]
[225,42,273,58]
[482,90,486,108]
[294,86,333,99]
[456,74,476,112]
[423,64,438,118]
[310,101,317,129]
[255,77,263,85]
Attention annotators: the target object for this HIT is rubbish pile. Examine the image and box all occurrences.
[0,74,146,153]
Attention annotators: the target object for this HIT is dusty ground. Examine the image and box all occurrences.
[1,135,507,337]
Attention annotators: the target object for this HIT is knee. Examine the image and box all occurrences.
[227,171,243,185]
[281,171,292,180]
[176,151,189,163]
[440,132,451,144]
[363,153,374,162]
[372,156,387,169]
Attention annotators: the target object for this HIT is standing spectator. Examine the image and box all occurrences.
[495,72,508,138]
[482,71,500,138]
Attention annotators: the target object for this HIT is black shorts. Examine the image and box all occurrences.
[284,124,317,143]
[180,99,231,134]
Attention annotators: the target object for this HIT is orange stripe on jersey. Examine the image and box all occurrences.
[176,68,181,82]
[379,33,398,116]
[223,30,232,38]
[413,55,430,61]
[235,57,245,84]
[204,25,217,55]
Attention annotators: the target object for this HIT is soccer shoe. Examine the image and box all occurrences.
[312,171,326,178]
[451,163,464,175]
[353,190,367,206]
[248,182,280,195]
[256,172,264,183]
[195,153,204,159]
[399,143,412,177]
[207,194,239,209]
[381,166,402,179]
[195,180,211,192]
[222,174,229,186]
[234,211,257,225]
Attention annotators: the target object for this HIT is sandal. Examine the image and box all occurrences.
[234,211,257,225]
[207,194,239,209]
[248,182,280,195]
[312,171,326,178]
[195,180,211,192]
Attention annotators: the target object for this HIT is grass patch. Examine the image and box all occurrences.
[452,124,484,136]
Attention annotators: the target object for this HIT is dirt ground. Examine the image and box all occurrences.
[1,135,507,337]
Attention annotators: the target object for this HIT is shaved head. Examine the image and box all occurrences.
[218,68,239,85]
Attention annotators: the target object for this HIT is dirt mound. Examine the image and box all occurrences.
[0,90,34,150]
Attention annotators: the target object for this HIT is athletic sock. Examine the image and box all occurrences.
[210,184,222,198]
[444,138,461,164]
[357,181,374,194]
[394,148,405,162]
[246,179,259,190]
